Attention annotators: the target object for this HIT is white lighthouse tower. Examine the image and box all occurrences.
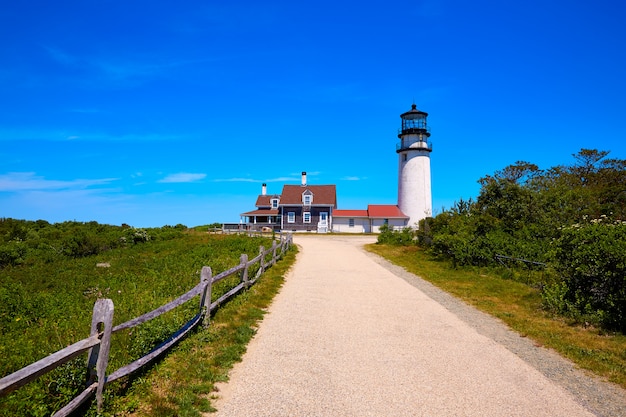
[397,104,433,227]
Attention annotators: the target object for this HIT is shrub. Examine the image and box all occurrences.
[0,240,27,267]
[376,224,415,245]
[547,218,626,331]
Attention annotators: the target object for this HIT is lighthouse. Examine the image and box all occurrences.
[397,104,433,227]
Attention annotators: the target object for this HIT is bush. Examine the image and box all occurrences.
[547,218,626,331]
[0,241,27,267]
[376,224,415,245]
[125,227,151,244]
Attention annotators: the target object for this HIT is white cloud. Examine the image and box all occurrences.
[0,128,187,142]
[265,176,300,182]
[342,176,364,181]
[0,172,118,191]
[213,177,258,183]
[290,171,320,176]
[42,44,222,86]
[213,175,301,183]
[159,173,207,183]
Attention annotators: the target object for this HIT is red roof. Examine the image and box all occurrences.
[240,209,279,216]
[255,194,281,207]
[367,205,408,219]
[279,185,337,207]
[333,205,408,219]
[255,195,272,207]
[333,209,369,217]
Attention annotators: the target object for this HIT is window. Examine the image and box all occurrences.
[348,218,355,228]
[384,219,389,225]
[303,212,311,223]
[302,191,313,205]
[287,212,295,223]
[271,198,279,209]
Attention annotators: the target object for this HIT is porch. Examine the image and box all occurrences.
[240,209,282,232]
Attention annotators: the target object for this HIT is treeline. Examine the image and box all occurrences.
[0,219,188,268]
[381,149,626,332]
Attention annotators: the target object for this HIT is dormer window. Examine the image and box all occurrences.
[302,190,313,205]
[271,198,279,209]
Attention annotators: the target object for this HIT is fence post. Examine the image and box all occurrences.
[258,246,266,275]
[86,298,114,412]
[280,233,286,256]
[271,240,278,265]
[200,266,213,327]
[240,254,250,288]
[281,235,291,255]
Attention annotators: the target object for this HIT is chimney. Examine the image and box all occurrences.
[301,171,307,186]
[262,183,267,196]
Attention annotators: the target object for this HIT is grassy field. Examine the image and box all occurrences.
[366,243,626,390]
[105,245,298,416]
[0,229,296,417]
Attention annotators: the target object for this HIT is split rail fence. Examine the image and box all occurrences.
[0,233,293,416]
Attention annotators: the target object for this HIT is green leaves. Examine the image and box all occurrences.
[376,224,416,245]
[550,220,626,331]
[414,148,626,331]
[0,225,274,416]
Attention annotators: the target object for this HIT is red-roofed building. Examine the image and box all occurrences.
[241,173,410,233]
[240,182,282,231]
[333,205,409,233]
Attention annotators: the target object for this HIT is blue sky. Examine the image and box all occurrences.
[2,1,625,227]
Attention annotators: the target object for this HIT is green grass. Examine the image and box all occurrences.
[0,230,289,417]
[366,243,626,389]
[103,246,297,416]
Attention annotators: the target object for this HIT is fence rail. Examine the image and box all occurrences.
[0,233,293,416]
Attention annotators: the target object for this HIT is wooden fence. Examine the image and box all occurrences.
[0,233,293,416]
[209,227,278,237]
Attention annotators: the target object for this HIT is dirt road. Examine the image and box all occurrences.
[211,235,625,416]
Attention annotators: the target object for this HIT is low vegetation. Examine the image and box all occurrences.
[367,243,626,389]
[110,245,297,416]
[0,220,295,416]
[373,148,626,387]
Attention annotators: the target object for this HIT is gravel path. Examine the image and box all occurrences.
[211,235,626,417]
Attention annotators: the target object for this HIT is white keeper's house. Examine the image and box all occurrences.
[239,104,433,233]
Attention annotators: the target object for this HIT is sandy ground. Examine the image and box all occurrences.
[210,235,625,417]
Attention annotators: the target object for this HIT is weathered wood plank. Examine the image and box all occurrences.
[0,335,100,396]
[51,382,97,417]
[240,254,250,288]
[210,262,245,284]
[259,246,266,274]
[272,240,278,264]
[112,283,205,332]
[210,282,246,312]
[107,313,203,382]
[249,251,263,265]
[200,266,212,327]
[199,266,212,310]
[88,299,114,411]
